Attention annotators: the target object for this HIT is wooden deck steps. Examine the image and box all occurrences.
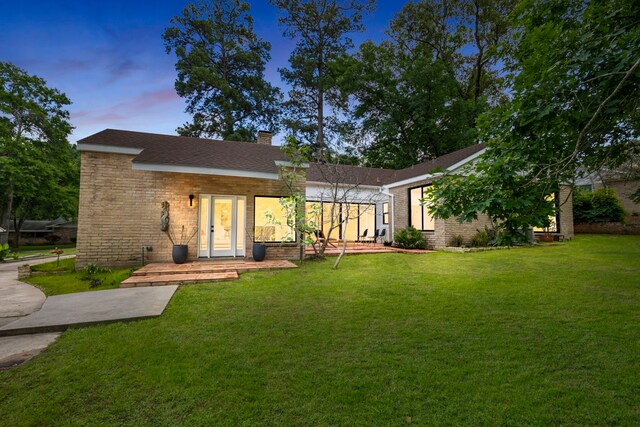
[121,271,238,288]
[121,259,297,288]
[132,260,297,276]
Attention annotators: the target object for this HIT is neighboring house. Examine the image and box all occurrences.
[8,218,78,246]
[76,129,574,267]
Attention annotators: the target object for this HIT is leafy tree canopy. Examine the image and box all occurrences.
[0,61,77,245]
[163,0,282,141]
[337,0,515,168]
[427,0,640,242]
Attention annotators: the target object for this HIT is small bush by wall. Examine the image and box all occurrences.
[573,188,627,224]
[393,226,426,249]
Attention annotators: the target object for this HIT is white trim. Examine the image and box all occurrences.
[131,163,279,180]
[306,181,383,190]
[275,160,310,168]
[77,143,144,155]
[445,148,486,173]
[384,148,486,189]
[385,173,443,189]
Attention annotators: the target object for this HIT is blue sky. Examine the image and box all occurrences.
[1,1,404,144]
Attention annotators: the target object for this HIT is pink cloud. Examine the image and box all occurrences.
[70,88,182,129]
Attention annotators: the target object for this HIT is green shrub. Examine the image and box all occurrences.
[450,235,464,247]
[573,188,626,224]
[81,263,111,281]
[0,243,11,261]
[471,230,490,247]
[393,226,426,249]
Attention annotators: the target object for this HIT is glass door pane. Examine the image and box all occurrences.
[343,203,359,241]
[212,197,233,256]
[236,198,245,255]
[198,196,210,257]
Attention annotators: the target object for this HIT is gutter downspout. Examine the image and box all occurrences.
[379,188,395,240]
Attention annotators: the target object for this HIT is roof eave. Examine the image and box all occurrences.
[131,162,280,180]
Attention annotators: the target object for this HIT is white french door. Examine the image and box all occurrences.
[198,195,246,258]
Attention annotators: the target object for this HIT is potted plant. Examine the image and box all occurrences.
[248,227,271,262]
[165,225,197,264]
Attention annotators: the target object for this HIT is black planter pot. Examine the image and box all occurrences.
[172,245,188,264]
[252,243,266,262]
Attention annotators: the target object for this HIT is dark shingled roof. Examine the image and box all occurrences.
[307,163,398,186]
[78,129,289,175]
[391,143,486,183]
[78,129,485,184]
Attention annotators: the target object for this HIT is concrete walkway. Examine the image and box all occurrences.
[0,285,178,336]
[0,257,177,369]
[0,256,73,368]
[0,258,54,319]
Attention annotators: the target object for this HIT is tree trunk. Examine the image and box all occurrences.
[13,217,21,249]
[473,0,483,104]
[0,181,13,245]
[333,215,348,270]
[317,88,324,161]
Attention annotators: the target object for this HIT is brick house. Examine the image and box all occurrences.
[76,129,574,267]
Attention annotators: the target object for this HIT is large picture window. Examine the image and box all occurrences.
[305,201,376,241]
[254,197,295,242]
[409,185,435,231]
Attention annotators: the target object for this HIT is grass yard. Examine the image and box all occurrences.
[1,235,639,425]
[25,259,133,296]
[13,244,76,259]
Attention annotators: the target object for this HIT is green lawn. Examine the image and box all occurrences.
[26,259,133,296]
[1,235,639,425]
[14,244,76,259]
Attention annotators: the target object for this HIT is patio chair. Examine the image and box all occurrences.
[378,228,386,243]
[358,229,368,244]
[371,229,380,244]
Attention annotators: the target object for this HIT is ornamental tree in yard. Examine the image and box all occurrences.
[426,0,640,243]
[163,0,282,141]
[0,62,75,245]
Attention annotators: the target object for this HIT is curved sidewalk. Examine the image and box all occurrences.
[0,258,52,321]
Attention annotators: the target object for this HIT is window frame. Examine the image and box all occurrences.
[408,184,435,232]
[253,196,297,243]
[382,202,389,225]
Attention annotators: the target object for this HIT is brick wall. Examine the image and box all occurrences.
[606,180,640,217]
[76,151,301,268]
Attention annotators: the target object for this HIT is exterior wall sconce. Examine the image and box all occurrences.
[189,194,195,207]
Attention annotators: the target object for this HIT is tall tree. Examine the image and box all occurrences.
[338,0,515,168]
[163,0,282,141]
[270,0,375,160]
[336,39,477,169]
[0,61,74,245]
[427,0,640,242]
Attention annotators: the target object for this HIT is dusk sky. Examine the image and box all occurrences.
[2,1,405,145]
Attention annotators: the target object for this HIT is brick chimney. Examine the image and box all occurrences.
[257,130,272,145]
